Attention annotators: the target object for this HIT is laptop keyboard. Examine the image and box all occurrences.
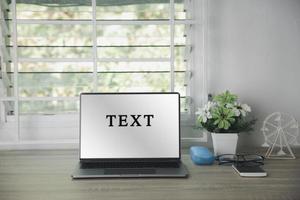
[104,168,156,175]
[80,161,180,169]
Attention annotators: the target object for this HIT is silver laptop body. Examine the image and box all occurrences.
[72,92,188,178]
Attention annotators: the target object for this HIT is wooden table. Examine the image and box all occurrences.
[0,150,300,200]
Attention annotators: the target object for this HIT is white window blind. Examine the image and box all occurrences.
[0,0,198,146]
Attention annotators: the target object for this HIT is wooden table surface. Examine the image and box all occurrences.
[0,150,300,200]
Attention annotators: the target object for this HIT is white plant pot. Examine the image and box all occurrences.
[211,133,238,156]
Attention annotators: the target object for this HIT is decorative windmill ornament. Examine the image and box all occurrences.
[261,112,299,159]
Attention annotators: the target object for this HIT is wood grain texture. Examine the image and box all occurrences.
[0,150,300,200]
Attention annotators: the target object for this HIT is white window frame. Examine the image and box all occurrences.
[0,0,208,149]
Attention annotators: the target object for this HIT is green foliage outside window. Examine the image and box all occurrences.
[12,2,188,113]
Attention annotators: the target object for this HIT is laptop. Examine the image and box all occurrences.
[72,92,188,178]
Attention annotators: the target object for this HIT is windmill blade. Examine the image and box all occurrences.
[261,127,269,132]
[265,121,278,128]
[282,119,296,129]
[290,123,299,129]
[274,115,281,122]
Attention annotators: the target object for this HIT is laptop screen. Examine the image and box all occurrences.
[80,93,180,159]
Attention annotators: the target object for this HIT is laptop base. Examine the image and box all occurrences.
[72,162,188,179]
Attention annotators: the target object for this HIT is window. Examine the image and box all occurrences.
[0,0,202,146]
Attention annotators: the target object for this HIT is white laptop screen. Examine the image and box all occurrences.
[80,93,180,159]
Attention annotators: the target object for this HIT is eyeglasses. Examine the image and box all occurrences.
[215,154,265,166]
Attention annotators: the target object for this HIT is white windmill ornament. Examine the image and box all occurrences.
[261,112,299,159]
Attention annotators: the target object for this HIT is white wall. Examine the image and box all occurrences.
[207,0,300,147]
[2,0,300,150]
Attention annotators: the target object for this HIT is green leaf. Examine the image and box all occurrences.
[214,119,220,125]
[213,90,237,105]
[197,116,203,122]
[228,117,235,123]
[224,120,230,129]
[218,120,224,129]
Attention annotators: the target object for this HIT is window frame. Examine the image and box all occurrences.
[0,0,207,148]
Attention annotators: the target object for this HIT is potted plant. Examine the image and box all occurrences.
[196,91,256,156]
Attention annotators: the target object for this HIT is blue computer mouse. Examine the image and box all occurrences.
[190,146,215,165]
